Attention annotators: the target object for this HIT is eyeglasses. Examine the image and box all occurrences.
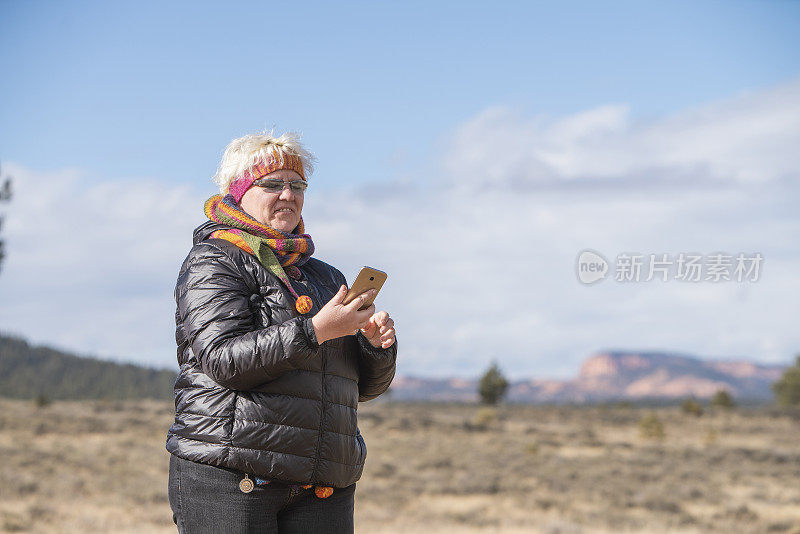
[253,178,308,194]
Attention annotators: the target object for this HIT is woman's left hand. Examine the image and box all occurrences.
[360,311,395,349]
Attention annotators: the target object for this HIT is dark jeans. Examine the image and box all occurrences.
[168,454,355,533]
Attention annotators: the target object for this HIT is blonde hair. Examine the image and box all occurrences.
[212,130,316,194]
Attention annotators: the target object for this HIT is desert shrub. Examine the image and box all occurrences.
[704,428,718,445]
[478,360,508,405]
[2,510,26,532]
[773,355,800,407]
[680,397,704,417]
[639,413,665,440]
[34,394,51,408]
[26,504,55,523]
[372,462,397,478]
[467,406,497,431]
[710,389,735,409]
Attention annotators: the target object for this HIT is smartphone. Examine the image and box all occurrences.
[343,266,387,311]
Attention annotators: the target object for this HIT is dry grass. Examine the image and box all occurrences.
[1,398,799,533]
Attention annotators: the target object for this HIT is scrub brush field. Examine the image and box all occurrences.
[0,398,798,533]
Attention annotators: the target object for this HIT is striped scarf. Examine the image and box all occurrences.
[203,194,316,314]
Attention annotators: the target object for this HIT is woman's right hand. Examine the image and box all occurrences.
[311,285,377,344]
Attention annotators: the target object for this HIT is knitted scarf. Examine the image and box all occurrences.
[204,194,316,314]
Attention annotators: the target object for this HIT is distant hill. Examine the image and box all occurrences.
[0,335,788,404]
[0,334,177,400]
[564,351,785,401]
[390,351,788,403]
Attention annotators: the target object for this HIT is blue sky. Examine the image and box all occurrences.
[2,1,798,188]
[1,1,799,379]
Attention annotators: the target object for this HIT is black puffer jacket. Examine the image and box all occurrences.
[165,220,397,488]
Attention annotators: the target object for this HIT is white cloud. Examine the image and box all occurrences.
[1,78,798,378]
[443,78,800,188]
[0,166,209,368]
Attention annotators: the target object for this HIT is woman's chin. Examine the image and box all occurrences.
[271,218,299,233]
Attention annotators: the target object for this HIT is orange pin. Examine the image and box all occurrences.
[315,486,334,499]
[295,295,313,314]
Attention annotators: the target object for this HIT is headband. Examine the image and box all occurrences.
[228,153,306,202]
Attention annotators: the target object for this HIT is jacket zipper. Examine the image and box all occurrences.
[306,270,327,483]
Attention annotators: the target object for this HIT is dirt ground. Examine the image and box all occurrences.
[0,397,798,533]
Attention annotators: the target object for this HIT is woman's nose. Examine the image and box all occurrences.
[278,186,295,201]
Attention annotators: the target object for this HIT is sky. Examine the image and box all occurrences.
[0,1,799,379]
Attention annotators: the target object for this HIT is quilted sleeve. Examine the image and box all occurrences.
[356,330,397,402]
[176,242,320,391]
[325,263,398,402]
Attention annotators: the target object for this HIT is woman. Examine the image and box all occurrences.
[166,132,397,533]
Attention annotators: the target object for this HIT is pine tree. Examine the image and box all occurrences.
[0,162,12,274]
[710,389,735,409]
[773,355,800,407]
[478,360,509,405]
